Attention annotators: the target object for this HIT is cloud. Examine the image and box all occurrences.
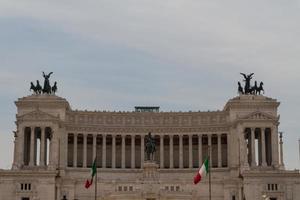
[0,0,300,169]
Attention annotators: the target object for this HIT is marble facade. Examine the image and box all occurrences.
[0,94,299,200]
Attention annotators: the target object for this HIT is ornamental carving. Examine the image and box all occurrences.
[17,110,59,122]
[66,112,228,128]
[238,111,278,121]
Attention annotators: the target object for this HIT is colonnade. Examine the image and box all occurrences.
[243,127,280,167]
[67,133,228,169]
[22,126,51,166]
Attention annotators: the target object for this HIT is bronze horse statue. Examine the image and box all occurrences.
[145,132,156,161]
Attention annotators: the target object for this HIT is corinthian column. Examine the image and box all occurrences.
[83,134,87,168]
[179,135,183,168]
[208,134,212,165]
[121,135,126,168]
[251,128,256,166]
[271,126,279,167]
[102,134,106,168]
[73,133,78,167]
[261,128,267,166]
[189,135,193,168]
[141,135,145,168]
[198,134,202,165]
[29,127,35,166]
[169,135,174,168]
[217,134,222,168]
[40,127,45,166]
[131,135,135,169]
[160,135,164,168]
[92,134,97,161]
[112,135,116,168]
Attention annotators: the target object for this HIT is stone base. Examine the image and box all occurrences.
[142,160,159,181]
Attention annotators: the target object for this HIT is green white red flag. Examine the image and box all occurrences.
[85,159,97,189]
[193,158,209,184]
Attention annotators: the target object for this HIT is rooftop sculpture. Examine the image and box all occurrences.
[30,72,57,95]
[238,73,264,95]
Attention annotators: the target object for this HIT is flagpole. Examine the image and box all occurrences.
[208,145,212,200]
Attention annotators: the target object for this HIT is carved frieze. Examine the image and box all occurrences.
[66,111,229,128]
[65,125,229,134]
[17,110,60,123]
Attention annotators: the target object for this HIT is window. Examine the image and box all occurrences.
[20,183,31,191]
[267,183,278,191]
[232,195,236,200]
[21,198,30,200]
[118,186,122,191]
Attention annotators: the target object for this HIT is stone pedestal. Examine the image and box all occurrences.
[142,161,159,181]
[142,161,160,199]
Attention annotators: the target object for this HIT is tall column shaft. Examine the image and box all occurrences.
[198,134,202,165]
[251,128,256,166]
[40,127,45,166]
[102,134,106,168]
[218,134,222,167]
[29,127,35,166]
[271,126,279,167]
[83,134,87,168]
[18,126,25,167]
[73,133,78,167]
[112,135,116,168]
[208,134,212,165]
[160,135,164,168]
[169,135,174,168]
[179,135,183,168]
[279,132,284,168]
[141,135,144,168]
[189,135,193,168]
[92,134,97,161]
[13,126,22,168]
[261,128,267,166]
[121,135,125,168]
[131,135,135,169]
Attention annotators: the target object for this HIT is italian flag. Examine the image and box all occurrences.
[85,159,97,189]
[193,158,209,184]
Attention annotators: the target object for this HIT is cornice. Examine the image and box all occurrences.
[15,94,71,110]
[17,109,61,124]
[65,111,229,127]
[65,125,230,133]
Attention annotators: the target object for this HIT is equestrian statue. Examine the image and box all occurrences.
[145,132,156,161]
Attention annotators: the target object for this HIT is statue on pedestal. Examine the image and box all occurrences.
[145,132,156,161]
[29,72,58,95]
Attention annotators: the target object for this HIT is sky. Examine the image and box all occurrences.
[0,0,299,170]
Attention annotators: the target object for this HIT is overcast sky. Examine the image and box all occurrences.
[0,1,299,170]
